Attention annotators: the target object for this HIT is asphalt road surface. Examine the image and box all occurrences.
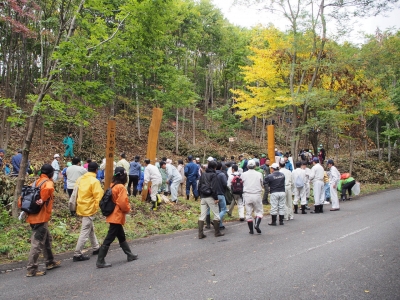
[1,189,399,300]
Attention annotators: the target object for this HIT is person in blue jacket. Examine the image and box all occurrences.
[11,149,30,176]
[283,155,293,172]
[184,155,199,200]
[63,132,75,158]
[62,162,72,193]
[137,166,145,195]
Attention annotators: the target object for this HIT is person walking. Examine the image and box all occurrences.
[66,157,87,197]
[51,154,61,182]
[96,167,138,268]
[215,162,228,230]
[264,163,286,226]
[279,160,294,221]
[128,155,141,196]
[63,132,75,158]
[143,159,162,209]
[73,162,103,262]
[177,159,185,197]
[163,160,182,203]
[184,155,199,200]
[292,161,307,214]
[327,159,341,211]
[241,160,264,234]
[18,164,61,276]
[227,164,245,221]
[197,161,224,239]
[309,157,325,214]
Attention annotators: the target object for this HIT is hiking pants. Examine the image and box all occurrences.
[128,175,139,196]
[284,185,294,220]
[199,197,220,221]
[74,216,99,257]
[270,192,286,215]
[243,193,263,221]
[150,183,160,202]
[186,179,199,198]
[27,222,55,273]
[330,185,339,209]
[341,180,356,198]
[103,223,126,246]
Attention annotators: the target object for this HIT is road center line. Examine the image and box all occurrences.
[287,226,370,258]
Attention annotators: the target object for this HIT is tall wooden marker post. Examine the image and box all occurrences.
[141,108,163,201]
[267,125,275,163]
[104,120,116,191]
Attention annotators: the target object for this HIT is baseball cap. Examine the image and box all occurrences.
[207,156,214,162]
[327,159,334,165]
[166,159,172,164]
[270,163,279,170]
[88,162,99,172]
[313,157,319,163]
[41,164,54,175]
[114,166,126,176]
[54,154,60,158]
[0,149,4,153]
[67,162,72,167]
[247,159,256,167]
[261,154,266,158]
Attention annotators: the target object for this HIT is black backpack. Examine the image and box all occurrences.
[20,179,49,214]
[99,184,117,216]
[199,173,213,197]
[231,175,243,195]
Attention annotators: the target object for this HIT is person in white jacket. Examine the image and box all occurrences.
[327,159,341,211]
[143,159,162,208]
[164,159,182,203]
[291,161,307,214]
[309,157,325,214]
[227,164,245,221]
[279,160,294,221]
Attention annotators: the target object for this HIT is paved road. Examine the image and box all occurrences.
[1,189,399,300]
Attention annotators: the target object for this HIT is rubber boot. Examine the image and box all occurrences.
[311,205,320,214]
[254,217,262,234]
[279,215,284,225]
[120,241,138,262]
[213,220,224,237]
[194,196,198,201]
[151,201,157,211]
[268,215,277,226]
[320,204,324,213]
[96,245,112,268]
[205,215,211,229]
[247,221,254,234]
[198,220,206,239]
[294,205,298,214]
[186,195,189,200]
[301,205,307,214]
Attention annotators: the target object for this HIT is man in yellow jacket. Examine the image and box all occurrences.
[73,162,104,261]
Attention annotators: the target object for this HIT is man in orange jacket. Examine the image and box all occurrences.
[18,164,61,277]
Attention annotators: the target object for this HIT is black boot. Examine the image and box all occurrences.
[279,215,284,225]
[96,245,112,268]
[186,195,189,200]
[268,215,277,226]
[301,205,307,214]
[120,241,138,262]
[198,220,206,239]
[294,205,298,214]
[311,205,320,214]
[213,220,224,237]
[194,196,198,201]
[247,221,254,234]
[254,217,262,233]
[205,215,211,229]
[320,204,324,213]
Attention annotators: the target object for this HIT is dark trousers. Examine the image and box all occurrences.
[341,180,356,198]
[67,189,73,197]
[128,175,139,196]
[186,179,198,197]
[262,184,269,204]
[103,223,126,247]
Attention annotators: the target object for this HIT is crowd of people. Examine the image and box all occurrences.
[2,139,359,277]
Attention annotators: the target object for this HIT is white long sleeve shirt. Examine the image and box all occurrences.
[329,165,340,186]
[166,163,182,183]
[279,167,292,187]
[291,168,306,189]
[309,163,325,183]
[144,164,162,185]
[240,169,263,194]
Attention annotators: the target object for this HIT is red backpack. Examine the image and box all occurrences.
[231,175,243,195]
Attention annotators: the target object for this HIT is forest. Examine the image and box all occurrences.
[1,0,400,218]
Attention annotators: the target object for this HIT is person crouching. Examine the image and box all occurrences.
[97,167,138,268]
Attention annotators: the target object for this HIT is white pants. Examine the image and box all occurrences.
[270,192,286,215]
[199,197,220,221]
[228,194,245,219]
[150,183,160,202]
[170,180,180,202]
[243,193,263,221]
[284,185,293,220]
[305,182,310,198]
[330,184,339,209]
[293,187,307,205]
[312,180,324,205]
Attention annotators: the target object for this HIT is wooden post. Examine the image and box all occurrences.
[104,120,116,191]
[142,108,163,201]
[267,125,275,162]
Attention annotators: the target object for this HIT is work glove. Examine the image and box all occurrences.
[144,184,148,190]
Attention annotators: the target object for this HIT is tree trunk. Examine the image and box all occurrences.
[181,108,186,136]
[135,83,141,138]
[349,139,354,175]
[12,0,86,217]
[175,107,179,154]
[376,118,382,160]
[387,122,391,163]
[192,105,196,146]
